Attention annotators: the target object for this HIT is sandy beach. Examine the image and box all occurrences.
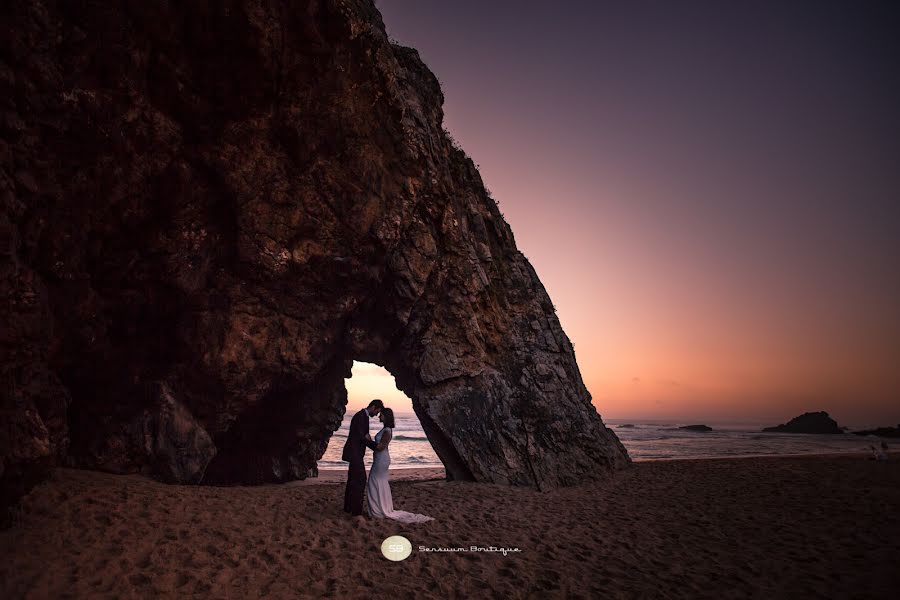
[2,454,898,599]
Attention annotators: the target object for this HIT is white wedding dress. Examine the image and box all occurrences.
[366,427,434,523]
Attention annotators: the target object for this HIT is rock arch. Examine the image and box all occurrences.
[1,0,629,507]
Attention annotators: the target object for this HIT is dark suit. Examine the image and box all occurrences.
[342,409,378,515]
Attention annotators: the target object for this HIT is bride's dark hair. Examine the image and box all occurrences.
[382,408,395,428]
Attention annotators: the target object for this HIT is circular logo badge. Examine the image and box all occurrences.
[381,535,412,561]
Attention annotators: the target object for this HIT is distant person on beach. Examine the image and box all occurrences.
[341,399,383,516]
[869,444,888,461]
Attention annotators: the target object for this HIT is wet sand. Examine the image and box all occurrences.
[2,454,898,599]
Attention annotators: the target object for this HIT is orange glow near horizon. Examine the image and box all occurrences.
[367,2,900,426]
[345,362,411,414]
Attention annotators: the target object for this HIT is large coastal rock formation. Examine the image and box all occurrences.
[762,412,843,434]
[1,0,629,510]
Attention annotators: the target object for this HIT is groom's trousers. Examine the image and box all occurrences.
[344,456,366,515]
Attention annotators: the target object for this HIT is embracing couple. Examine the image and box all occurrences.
[342,399,434,523]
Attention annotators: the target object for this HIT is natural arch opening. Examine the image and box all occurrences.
[318,361,442,474]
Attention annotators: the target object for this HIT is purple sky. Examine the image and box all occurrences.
[372,1,900,424]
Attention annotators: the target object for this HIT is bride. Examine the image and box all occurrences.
[366,408,434,523]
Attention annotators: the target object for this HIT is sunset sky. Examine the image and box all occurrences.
[350,1,900,425]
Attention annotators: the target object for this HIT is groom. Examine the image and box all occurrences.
[342,399,383,516]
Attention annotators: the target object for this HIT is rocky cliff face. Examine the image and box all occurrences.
[1,0,629,509]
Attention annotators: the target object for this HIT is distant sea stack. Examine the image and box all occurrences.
[852,425,900,438]
[763,412,843,434]
[657,424,713,432]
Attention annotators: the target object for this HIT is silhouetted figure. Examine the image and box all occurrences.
[366,408,434,523]
[870,444,888,461]
[342,399,383,516]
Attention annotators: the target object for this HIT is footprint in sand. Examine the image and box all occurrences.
[175,571,191,588]
[128,572,151,587]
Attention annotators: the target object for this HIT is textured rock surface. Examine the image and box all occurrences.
[1,0,629,506]
[763,412,843,434]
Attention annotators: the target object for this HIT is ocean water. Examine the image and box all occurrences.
[605,419,893,461]
[318,412,443,470]
[317,412,895,470]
